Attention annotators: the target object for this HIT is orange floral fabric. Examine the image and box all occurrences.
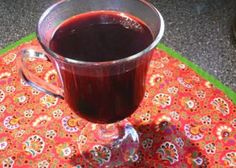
[0,40,235,168]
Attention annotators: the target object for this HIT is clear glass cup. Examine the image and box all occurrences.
[18,0,164,166]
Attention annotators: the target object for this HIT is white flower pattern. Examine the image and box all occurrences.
[204,143,216,154]
[38,160,49,168]
[0,105,6,113]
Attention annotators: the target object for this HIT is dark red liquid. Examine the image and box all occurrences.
[50,11,153,123]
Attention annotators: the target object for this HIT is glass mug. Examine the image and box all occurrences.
[18,0,164,166]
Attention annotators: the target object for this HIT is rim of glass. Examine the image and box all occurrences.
[36,0,165,65]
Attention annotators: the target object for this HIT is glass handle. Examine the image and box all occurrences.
[17,47,64,99]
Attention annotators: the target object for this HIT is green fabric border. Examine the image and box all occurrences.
[0,33,36,56]
[157,43,236,104]
[0,33,235,104]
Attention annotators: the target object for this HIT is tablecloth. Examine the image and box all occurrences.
[0,38,236,168]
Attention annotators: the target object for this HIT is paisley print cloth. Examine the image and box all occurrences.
[0,39,235,168]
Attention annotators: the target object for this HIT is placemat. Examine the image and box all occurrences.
[0,34,236,168]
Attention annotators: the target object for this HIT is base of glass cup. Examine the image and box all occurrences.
[78,119,139,167]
